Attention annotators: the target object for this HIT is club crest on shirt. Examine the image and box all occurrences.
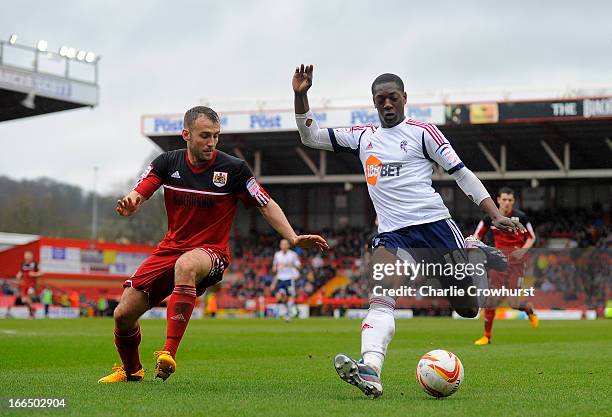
[213,171,228,187]
[400,140,408,153]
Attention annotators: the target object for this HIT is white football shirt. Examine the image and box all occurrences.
[273,250,301,281]
[328,118,464,233]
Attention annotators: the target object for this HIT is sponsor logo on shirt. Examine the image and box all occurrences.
[213,171,228,187]
[365,155,401,186]
[172,193,215,209]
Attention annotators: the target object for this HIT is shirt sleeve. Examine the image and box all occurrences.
[296,110,371,155]
[133,153,167,199]
[233,161,271,208]
[421,124,464,174]
[474,218,490,239]
[520,213,536,239]
[328,125,373,155]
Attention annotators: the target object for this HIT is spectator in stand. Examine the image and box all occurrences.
[311,253,324,269]
[206,293,218,318]
[540,278,556,293]
[60,292,70,308]
[69,291,79,308]
[2,279,14,295]
[97,295,108,317]
[41,287,53,318]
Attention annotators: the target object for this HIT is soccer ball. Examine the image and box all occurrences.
[416,349,464,397]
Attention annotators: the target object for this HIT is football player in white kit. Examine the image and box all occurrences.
[272,239,301,320]
[292,64,525,398]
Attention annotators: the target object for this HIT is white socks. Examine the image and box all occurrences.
[286,300,295,318]
[361,296,396,375]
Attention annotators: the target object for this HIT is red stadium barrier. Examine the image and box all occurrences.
[0,236,155,301]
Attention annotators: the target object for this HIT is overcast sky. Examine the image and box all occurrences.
[1,0,611,194]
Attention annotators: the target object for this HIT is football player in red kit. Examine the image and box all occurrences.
[473,187,538,345]
[15,251,44,319]
[98,106,328,383]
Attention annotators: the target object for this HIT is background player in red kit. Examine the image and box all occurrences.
[15,250,43,319]
[98,106,328,383]
[473,187,538,345]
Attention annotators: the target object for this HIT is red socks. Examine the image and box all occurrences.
[484,308,496,338]
[114,324,142,374]
[163,285,196,358]
[114,285,196,371]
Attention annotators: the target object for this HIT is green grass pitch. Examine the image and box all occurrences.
[1,318,610,417]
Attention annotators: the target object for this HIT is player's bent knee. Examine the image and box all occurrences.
[174,257,199,285]
[113,306,137,329]
[175,250,212,286]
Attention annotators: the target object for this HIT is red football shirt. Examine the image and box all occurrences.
[474,209,535,249]
[134,149,270,261]
[20,261,39,290]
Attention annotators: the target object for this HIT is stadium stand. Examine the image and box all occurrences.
[0,38,99,122]
[1,91,609,317]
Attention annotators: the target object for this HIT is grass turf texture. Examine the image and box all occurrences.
[0,318,610,417]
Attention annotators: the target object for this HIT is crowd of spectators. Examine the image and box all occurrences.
[226,263,337,301]
[225,227,373,301]
[1,281,111,317]
[526,204,611,248]
[225,206,610,303]
[232,227,372,263]
[2,207,607,310]
[533,250,610,308]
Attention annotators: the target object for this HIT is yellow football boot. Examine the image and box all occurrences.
[528,314,539,329]
[154,351,176,381]
[474,335,491,346]
[98,364,144,383]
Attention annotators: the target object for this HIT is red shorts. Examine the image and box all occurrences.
[124,246,228,308]
[489,262,526,289]
[20,285,35,298]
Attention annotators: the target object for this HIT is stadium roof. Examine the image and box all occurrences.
[0,232,39,251]
[141,95,612,183]
[0,40,99,122]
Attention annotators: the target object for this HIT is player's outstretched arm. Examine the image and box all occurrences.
[293,64,335,152]
[116,190,145,217]
[450,167,525,234]
[258,199,329,251]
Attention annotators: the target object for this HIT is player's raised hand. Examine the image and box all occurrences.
[116,193,143,217]
[292,64,314,94]
[492,215,526,235]
[293,234,329,251]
